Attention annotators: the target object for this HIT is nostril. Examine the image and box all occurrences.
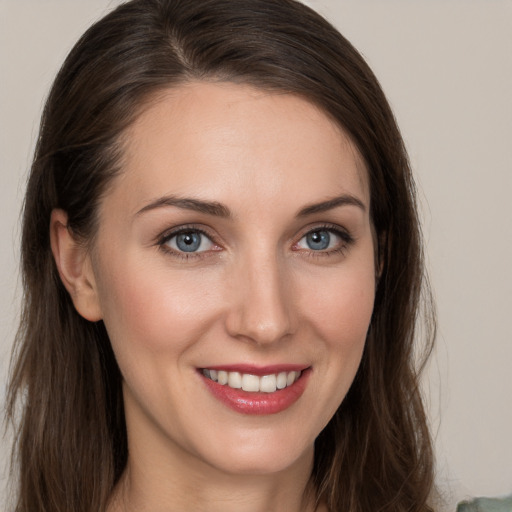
[224,262,295,344]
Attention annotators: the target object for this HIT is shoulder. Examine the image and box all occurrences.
[457,495,512,512]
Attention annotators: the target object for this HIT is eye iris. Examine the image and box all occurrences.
[176,232,201,252]
[306,230,330,250]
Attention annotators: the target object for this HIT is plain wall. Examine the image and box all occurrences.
[1,1,511,510]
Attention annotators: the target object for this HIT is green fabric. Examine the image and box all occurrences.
[457,495,512,512]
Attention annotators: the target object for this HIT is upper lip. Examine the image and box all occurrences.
[199,364,310,376]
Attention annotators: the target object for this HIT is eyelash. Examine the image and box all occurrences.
[156,223,354,260]
[293,224,355,259]
[157,225,219,261]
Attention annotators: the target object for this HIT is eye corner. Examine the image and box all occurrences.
[292,224,355,258]
[156,225,223,260]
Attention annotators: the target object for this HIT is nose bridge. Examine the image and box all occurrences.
[226,247,294,345]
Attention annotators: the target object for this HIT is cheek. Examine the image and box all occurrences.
[292,258,375,431]
[300,263,375,348]
[95,257,223,359]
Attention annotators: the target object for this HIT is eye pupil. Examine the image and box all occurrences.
[306,230,330,250]
[176,232,201,252]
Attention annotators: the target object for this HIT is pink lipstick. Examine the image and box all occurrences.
[200,365,311,415]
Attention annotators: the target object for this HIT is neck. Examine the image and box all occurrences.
[108,435,320,512]
[106,384,328,512]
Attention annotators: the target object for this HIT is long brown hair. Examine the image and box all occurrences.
[6,0,436,510]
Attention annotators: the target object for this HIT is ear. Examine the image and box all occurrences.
[50,209,103,322]
[372,225,385,283]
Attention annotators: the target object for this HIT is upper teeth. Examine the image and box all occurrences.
[202,369,302,393]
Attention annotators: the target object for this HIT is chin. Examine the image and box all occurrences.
[191,424,316,477]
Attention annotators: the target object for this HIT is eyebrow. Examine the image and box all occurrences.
[136,196,231,218]
[135,193,365,219]
[297,194,366,216]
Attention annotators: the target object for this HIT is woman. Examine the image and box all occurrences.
[6,0,436,510]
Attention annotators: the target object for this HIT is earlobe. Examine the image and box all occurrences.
[49,209,103,322]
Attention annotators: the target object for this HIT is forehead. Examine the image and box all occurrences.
[114,81,369,215]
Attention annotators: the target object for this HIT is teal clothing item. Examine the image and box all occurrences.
[457,495,512,512]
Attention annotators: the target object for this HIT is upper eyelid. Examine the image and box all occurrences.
[294,225,355,259]
[157,226,220,259]
[156,222,353,250]
[158,224,217,243]
[297,223,353,240]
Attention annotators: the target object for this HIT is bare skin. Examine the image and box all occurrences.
[107,444,328,512]
[51,81,374,512]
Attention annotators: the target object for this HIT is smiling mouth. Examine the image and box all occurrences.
[201,369,302,393]
[200,366,311,414]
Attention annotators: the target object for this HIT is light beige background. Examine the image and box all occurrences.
[1,1,511,510]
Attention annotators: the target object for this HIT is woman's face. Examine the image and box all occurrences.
[87,82,376,476]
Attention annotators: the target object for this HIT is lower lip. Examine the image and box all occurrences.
[201,369,311,415]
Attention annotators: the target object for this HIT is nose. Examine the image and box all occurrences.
[224,252,295,345]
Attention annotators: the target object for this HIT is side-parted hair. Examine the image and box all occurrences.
[6,1,436,511]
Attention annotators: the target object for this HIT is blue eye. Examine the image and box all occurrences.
[306,230,331,250]
[165,230,214,253]
[297,228,343,252]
